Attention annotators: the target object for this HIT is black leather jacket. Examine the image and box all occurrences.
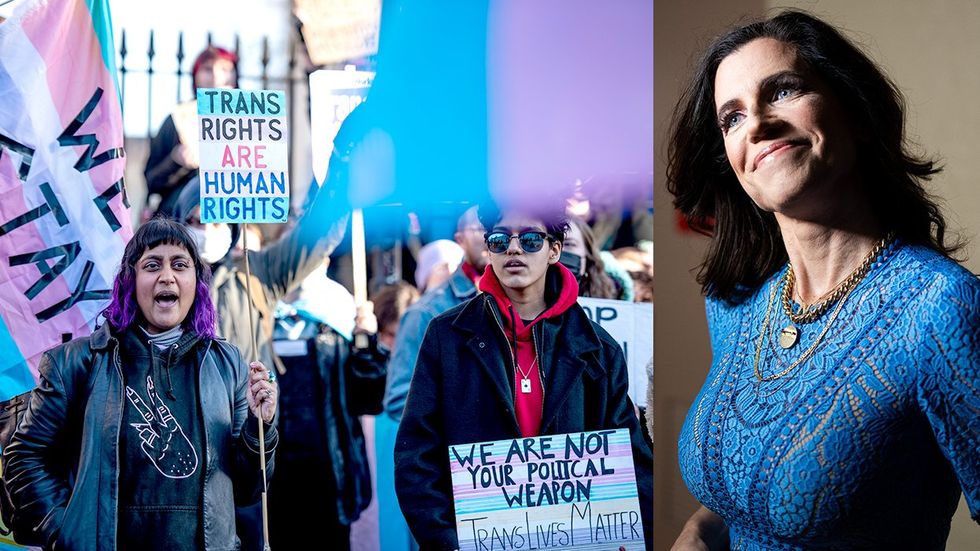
[3,324,277,551]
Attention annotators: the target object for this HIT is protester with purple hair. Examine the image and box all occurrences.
[3,217,278,550]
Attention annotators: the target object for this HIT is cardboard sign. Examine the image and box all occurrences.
[308,68,374,186]
[578,298,652,409]
[197,88,289,223]
[294,0,382,66]
[450,429,644,551]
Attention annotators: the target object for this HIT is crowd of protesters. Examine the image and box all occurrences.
[1,34,653,551]
[5,171,652,550]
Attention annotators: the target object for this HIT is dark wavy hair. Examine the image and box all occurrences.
[667,9,960,303]
[478,200,570,244]
[103,217,217,338]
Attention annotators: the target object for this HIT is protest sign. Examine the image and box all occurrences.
[578,298,652,409]
[294,0,382,66]
[308,68,374,186]
[197,88,289,223]
[450,429,644,551]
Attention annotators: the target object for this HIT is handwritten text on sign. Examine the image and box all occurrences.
[197,88,289,223]
[450,429,643,551]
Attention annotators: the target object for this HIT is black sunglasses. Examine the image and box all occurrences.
[484,230,550,254]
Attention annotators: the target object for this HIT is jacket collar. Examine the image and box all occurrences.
[90,322,115,351]
[447,263,479,300]
[451,287,602,357]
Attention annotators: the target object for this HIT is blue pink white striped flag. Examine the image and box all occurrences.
[0,0,131,404]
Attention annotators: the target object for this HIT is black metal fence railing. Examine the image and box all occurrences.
[117,28,304,178]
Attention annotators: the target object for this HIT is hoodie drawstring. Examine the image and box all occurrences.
[165,343,177,400]
[509,305,519,371]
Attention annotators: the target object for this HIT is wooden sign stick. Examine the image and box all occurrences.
[242,223,272,551]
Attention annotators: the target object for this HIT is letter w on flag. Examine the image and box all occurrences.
[0,0,131,401]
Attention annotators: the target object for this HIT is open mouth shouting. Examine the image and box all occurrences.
[155,289,180,309]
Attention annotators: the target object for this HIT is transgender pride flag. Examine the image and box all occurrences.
[0,0,131,404]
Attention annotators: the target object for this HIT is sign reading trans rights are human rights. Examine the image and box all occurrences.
[197,88,289,223]
[449,429,644,551]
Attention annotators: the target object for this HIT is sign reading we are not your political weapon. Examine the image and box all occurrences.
[450,428,644,551]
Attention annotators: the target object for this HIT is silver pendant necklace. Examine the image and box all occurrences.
[516,357,538,394]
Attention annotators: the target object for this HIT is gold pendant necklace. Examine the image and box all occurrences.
[755,233,894,381]
[778,325,799,349]
[754,279,855,382]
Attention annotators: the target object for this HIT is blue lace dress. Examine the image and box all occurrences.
[679,242,980,550]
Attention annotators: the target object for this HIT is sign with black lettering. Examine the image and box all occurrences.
[578,298,652,409]
[197,88,289,223]
[449,429,644,550]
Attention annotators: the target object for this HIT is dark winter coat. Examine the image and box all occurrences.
[271,318,385,527]
[144,114,197,217]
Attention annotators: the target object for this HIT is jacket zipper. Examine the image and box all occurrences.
[111,342,124,551]
[488,300,521,416]
[531,326,546,428]
[199,340,212,550]
[488,299,547,430]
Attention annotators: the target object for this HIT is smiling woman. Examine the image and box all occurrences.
[3,217,281,550]
[665,10,980,551]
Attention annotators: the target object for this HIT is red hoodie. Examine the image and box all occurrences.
[461,261,482,285]
[478,263,580,437]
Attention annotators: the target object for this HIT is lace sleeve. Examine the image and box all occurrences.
[918,274,980,520]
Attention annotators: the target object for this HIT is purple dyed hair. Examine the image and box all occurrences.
[103,217,217,338]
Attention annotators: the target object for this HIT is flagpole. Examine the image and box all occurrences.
[351,208,368,349]
[242,223,272,551]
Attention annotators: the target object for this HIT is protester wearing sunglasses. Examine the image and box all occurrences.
[393,201,652,550]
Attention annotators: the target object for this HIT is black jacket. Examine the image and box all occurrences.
[3,324,277,551]
[271,318,385,528]
[393,288,653,550]
[144,114,196,217]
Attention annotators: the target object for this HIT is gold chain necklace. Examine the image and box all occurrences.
[777,233,893,349]
[754,280,856,382]
[754,233,894,381]
[781,233,894,325]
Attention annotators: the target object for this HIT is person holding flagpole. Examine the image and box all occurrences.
[4,217,278,550]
